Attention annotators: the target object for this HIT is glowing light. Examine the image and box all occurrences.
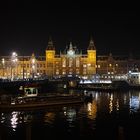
[68,50,74,56]
[32,58,35,64]
[32,65,35,69]
[116,64,118,67]
[109,94,113,113]
[12,52,17,57]
[2,58,5,64]
[87,102,92,112]
[87,101,97,120]
[66,108,76,123]
[116,99,119,111]
[11,111,18,131]
[129,96,140,112]
[109,64,112,67]
[80,79,112,84]
[44,112,55,124]
[87,63,91,67]
[0,113,5,123]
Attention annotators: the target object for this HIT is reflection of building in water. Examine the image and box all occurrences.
[66,108,76,122]
[0,113,5,124]
[44,112,55,124]
[24,114,33,123]
[116,99,119,111]
[87,101,97,120]
[108,94,120,113]
[129,94,140,112]
[109,94,113,113]
[63,107,76,128]
[10,111,18,131]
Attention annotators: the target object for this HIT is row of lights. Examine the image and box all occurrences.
[1,52,36,79]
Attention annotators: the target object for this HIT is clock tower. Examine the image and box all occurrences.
[46,37,55,77]
[87,37,96,75]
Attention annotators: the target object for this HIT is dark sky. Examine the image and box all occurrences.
[0,2,140,56]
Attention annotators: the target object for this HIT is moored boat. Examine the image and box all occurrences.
[0,94,84,111]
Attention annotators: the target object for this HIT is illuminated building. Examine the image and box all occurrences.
[45,38,96,77]
[0,37,96,79]
[0,37,140,79]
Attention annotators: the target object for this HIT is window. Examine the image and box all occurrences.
[62,58,66,67]
[69,58,73,67]
[76,58,80,67]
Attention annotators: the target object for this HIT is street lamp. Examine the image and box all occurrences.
[108,63,112,74]
[31,57,36,79]
[11,52,18,80]
[2,58,5,77]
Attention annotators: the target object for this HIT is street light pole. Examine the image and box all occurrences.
[2,58,5,77]
[11,52,18,81]
[31,57,36,79]
[23,56,25,80]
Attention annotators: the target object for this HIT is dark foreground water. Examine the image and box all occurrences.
[1,90,140,140]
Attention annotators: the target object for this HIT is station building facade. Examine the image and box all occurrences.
[0,38,140,79]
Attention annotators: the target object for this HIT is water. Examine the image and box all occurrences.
[1,90,140,140]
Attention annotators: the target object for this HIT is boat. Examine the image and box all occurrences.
[0,83,85,110]
[77,79,135,92]
[78,82,116,92]
[19,83,40,97]
[0,81,94,111]
[0,94,84,111]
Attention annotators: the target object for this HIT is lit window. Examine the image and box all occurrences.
[56,71,59,75]
[62,58,66,67]
[62,71,66,75]
[69,71,72,74]
[76,58,80,67]
[69,58,73,67]
[83,64,87,68]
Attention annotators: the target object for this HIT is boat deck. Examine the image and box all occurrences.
[0,94,84,111]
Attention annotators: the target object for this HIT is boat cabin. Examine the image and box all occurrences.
[19,83,40,97]
[24,86,38,97]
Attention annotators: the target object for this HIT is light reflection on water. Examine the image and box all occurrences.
[109,94,113,113]
[87,101,97,120]
[1,90,140,139]
[10,111,18,131]
[44,112,55,124]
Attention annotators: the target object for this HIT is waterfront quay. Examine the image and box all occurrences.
[0,78,68,95]
[1,75,140,95]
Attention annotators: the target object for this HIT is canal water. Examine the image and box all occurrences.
[0,90,140,140]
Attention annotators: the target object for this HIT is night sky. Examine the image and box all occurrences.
[0,2,140,56]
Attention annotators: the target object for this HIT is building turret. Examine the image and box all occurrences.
[87,37,96,75]
[46,37,55,60]
[46,36,55,50]
[88,37,96,50]
[67,42,75,56]
[46,37,56,77]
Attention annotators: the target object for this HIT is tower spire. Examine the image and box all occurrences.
[31,52,35,57]
[46,36,55,50]
[88,37,96,50]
